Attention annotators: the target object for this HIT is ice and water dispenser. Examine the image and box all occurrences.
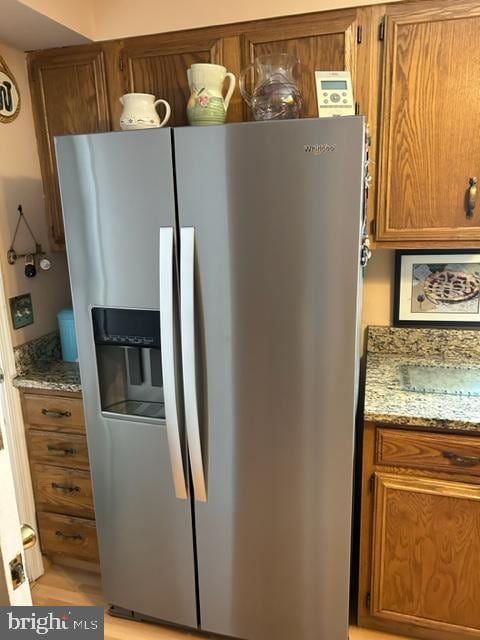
[92,308,165,420]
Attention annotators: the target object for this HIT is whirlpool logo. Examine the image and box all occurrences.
[304,144,336,155]
[1,607,103,638]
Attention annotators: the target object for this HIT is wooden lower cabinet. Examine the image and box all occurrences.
[359,422,480,640]
[37,513,99,563]
[20,388,99,569]
[32,464,95,518]
[23,392,86,432]
[27,430,90,470]
[372,473,480,632]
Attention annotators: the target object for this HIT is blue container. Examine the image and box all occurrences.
[57,308,78,362]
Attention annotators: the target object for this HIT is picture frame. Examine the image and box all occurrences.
[393,250,480,327]
[9,293,34,330]
[0,55,20,123]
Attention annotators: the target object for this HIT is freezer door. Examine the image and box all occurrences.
[56,129,178,310]
[174,118,365,640]
[55,130,197,627]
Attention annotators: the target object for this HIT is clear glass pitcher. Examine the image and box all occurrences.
[240,53,304,121]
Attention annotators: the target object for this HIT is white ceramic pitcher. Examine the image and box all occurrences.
[186,63,236,125]
[119,93,171,130]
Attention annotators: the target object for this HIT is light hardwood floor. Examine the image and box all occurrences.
[31,564,411,640]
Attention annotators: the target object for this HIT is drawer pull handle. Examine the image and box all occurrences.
[55,530,83,541]
[42,409,71,419]
[47,445,76,456]
[442,451,480,467]
[467,176,478,219]
[51,482,80,494]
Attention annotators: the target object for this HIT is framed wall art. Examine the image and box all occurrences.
[394,250,480,327]
[0,55,20,123]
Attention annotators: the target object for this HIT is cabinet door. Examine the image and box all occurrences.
[372,472,480,635]
[378,1,480,242]
[240,9,358,119]
[121,31,231,127]
[28,49,111,250]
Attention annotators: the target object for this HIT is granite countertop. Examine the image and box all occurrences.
[12,331,82,393]
[365,327,480,433]
[13,360,82,393]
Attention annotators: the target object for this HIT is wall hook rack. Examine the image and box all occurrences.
[7,205,52,276]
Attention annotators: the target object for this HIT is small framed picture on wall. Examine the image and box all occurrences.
[0,55,20,123]
[394,250,480,327]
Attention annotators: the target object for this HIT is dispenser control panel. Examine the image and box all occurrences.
[315,71,355,117]
[92,307,160,348]
[102,335,155,346]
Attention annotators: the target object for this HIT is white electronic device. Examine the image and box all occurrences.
[315,71,355,117]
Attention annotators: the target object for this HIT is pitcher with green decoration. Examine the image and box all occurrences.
[187,63,236,126]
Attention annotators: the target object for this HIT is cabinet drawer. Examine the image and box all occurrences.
[37,512,99,563]
[376,428,480,476]
[24,394,85,433]
[28,431,90,469]
[32,464,94,519]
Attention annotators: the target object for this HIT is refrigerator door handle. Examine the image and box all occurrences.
[180,227,208,503]
[159,227,188,500]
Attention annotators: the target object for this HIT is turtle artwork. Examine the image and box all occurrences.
[423,269,480,304]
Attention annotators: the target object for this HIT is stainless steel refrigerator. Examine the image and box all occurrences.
[55,117,366,640]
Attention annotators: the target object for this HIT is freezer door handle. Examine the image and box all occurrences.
[159,227,188,500]
[180,227,207,502]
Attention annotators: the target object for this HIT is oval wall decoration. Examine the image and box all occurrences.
[0,56,20,123]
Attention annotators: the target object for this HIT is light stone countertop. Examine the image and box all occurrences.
[364,327,480,433]
[13,360,82,394]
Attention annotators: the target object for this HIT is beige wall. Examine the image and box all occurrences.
[93,0,401,39]
[13,0,402,41]
[362,249,394,329]
[18,0,95,39]
[0,42,71,347]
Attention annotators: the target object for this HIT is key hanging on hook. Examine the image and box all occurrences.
[7,205,52,274]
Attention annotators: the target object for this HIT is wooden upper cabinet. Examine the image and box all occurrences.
[28,48,111,250]
[120,31,233,127]
[240,10,359,119]
[372,472,480,635]
[378,1,480,243]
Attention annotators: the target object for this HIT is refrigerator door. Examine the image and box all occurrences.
[55,130,197,627]
[174,118,365,640]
